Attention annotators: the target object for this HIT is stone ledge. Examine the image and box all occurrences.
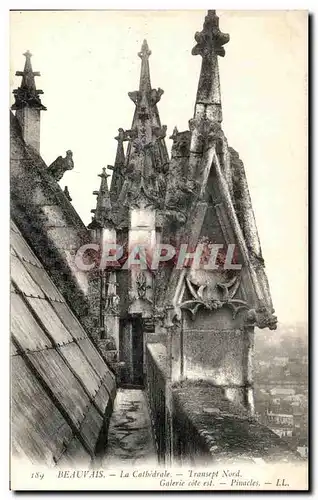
[172,381,302,464]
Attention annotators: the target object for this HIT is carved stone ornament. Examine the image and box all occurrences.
[118,128,138,142]
[132,137,154,155]
[164,177,198,225]
[136,271,152,301]
[189,117,224,145]
[170,129,191,157]
[152,125,167,139]
[105,293,120,315]
[128,272,153,305]
[154,305,166,325]
[128,91,141,105]
[245,306,278,331]
[179,274,249,320]
[124,173,166,210]
[47,150,74,181]
[128,289,137,304]
[150,88,164,105]
[165,305,182,328]
[143,317,155,333]
[191,10,230,58]
[63,186,72,201]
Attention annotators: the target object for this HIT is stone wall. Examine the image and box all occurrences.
[181,306,254,409]
[172,381,301,465]
[145,343,300,466]
[145,343,167,463]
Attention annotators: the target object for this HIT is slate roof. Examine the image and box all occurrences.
[11,220,116,466]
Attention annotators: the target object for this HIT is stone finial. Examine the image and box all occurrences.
[91,167,113,227]
[192,10,229,123]
[192,10,229,58]
[138,39,152,59]
[137,40,152,94]
[110,129,126,202]
[115,128,125,142]
[98,166,110,179]
[12,50,47,110]
[170,126,179,141]
[150,88,164,105]
[119,38,169,210]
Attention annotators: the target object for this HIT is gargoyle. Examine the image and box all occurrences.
[47,150,74,181]
[245,307,278,331]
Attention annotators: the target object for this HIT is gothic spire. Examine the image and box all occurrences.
[12,51,46,110]
[115,40,169,210]
[108,128,126,203]
[90,167,112,227]
[128,40,164,130]
[192,10,229,123]
[138,39,152,92]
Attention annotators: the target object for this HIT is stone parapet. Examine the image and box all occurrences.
[145,344,301,466]
[172,381,301,465]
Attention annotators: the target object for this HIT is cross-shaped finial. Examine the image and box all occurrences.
[138,39,151,59]
[192,10,229,58]
[23,50,32,59]
[12,49,46,111]
[98,167,111,179]
[115,128,125,142]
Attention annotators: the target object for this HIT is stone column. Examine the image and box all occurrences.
[128,206,156,315]
[16,107,41,153]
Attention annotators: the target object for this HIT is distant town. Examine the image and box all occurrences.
[254,322,308,459]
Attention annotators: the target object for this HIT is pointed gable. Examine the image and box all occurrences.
[160,11,276,331]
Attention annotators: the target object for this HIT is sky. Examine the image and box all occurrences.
[10,10,308,324]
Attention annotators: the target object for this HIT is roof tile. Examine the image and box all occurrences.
[25,297,73,345]
[27,349,90,429]
[11,356,73,466]
[11,293,52,351]
[11,255,45,298]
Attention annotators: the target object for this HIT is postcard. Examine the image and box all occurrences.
[9,9,308,491]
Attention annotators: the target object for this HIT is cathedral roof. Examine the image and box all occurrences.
[10,111,96,334]
[11,220,116,467]
[10,85,117,466]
